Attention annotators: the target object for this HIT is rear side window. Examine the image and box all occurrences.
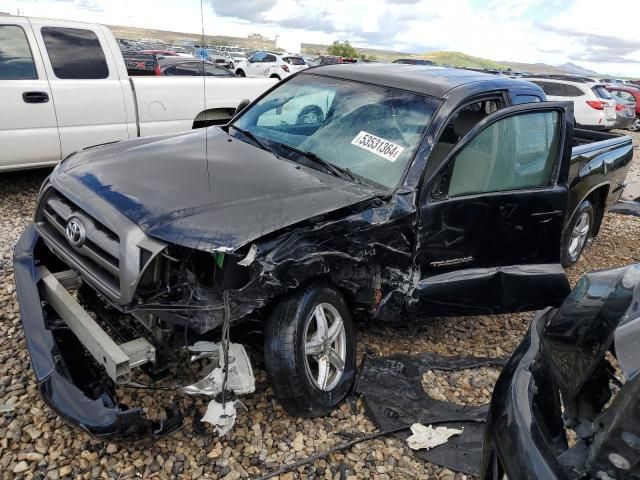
[284,57,306,65]
[164,62,200,76]
[41,27,109,79]
[513,94,542,104]
[563,85,583,97]
[614,91,636,102]
[592,86,613,100]
[532,81,565,97]
[203,64,234,76]
[446,111,561,197]
[264,54,277,63]
[0,25,37,80]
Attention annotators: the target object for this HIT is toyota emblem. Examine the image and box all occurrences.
[66,218,86,247]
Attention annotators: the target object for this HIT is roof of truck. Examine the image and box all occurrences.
[307,63,537,98]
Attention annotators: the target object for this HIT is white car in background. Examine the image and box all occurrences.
[235,52,308,80]
[527,77,617,130]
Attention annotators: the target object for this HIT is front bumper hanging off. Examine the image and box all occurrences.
[14,224,183,440]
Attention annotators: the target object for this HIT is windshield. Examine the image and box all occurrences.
[231,74,439,188]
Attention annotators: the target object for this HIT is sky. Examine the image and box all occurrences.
[4,0,640,76]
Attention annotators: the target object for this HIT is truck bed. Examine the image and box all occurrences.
[573,128,631,153]
[567,128,634,225]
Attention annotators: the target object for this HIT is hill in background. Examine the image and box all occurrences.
[108,24,602,76]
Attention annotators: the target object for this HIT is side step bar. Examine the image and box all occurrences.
[39,267,155,384]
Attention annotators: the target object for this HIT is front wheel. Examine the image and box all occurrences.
[561,200,594,267]
[630,118,640,132]
[264,283,355,417]
[236,69,245,77]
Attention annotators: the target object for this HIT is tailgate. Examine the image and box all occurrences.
[604,102,616,120]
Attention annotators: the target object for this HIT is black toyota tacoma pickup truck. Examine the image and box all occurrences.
[15,64,634,440]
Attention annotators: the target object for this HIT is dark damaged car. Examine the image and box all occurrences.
[14,64,634,439]
[482,264,640,480]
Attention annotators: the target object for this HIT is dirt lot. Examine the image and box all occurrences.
[0,131,639,479]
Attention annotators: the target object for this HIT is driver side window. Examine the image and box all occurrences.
[440,111,561,198]
[251,52,266,63]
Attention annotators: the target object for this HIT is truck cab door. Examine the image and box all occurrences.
[0,18,60,170]
[29,20,130,158]
[410,102,574,316]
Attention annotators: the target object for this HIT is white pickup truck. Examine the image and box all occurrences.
[0,17,275,171]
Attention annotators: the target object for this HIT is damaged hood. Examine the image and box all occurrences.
[53,128,381,252]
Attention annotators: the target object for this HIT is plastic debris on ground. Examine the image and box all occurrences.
[406,423,463,451]
[183,341,255,396]
[355,352,505,476]
[201,396,247,436]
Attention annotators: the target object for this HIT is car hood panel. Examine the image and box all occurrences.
[55,128,381,252]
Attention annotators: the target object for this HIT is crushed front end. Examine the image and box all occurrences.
[15,153,412,440]
[482,264,640,480]
[14,182,262,440]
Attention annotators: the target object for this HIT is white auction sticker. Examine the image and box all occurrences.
[351,131,404,162]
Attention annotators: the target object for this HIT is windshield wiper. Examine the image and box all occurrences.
[274,143,361,184]
[229,125,278,158]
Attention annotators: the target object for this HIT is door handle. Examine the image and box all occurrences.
[531,210,564,223]
[22,91,49,104]
[531,210,563,217]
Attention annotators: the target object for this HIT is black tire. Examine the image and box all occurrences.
[630,118,640,132]
[236,69,245,77]
[270,74,281,80]
[561,200,594,267]
[264,283,356,417]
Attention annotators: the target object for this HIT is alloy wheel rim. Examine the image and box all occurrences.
[303,303,347,392]
[631,118,640,132]
[568,212,590,261]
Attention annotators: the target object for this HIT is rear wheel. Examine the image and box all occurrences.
[561,200,593,267]
[236,69,245,77]
[630,118,640,132]
[264,283,355,417]
[270,74,281,80]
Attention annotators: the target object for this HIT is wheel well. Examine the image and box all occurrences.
[192,108,236,129]
[586,185,609,237]
[235,69,244,75]
[270,74,281,80]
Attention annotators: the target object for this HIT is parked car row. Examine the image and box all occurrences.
[526,75,637,131]
[123,52,236,77]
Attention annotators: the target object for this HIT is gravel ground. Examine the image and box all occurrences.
[0,130,638,480]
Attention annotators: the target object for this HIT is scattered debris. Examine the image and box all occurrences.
[237,243,258,267]
[610,200,640,217]
[406,423,463,451]
[201,394,247,436]
[355,352,504,475]
[183,341,255,396]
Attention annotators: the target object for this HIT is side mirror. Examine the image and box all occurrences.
[235,99,251,116]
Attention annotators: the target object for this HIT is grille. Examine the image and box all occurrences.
[36,189,121,296]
